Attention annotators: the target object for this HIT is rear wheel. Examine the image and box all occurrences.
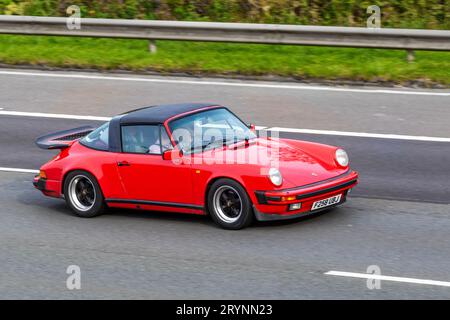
[207,179,253,230]
[63,170,105,218]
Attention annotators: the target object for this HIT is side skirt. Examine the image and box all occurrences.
[105,198,204,211]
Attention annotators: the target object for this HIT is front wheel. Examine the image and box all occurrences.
[207,179,253,230]
[63,170,105,218]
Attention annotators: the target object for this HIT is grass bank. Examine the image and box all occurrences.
[0,35,449,86]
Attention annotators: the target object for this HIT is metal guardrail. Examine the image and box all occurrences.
[0,15,449,60]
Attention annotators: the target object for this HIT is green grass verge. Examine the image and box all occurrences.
[0,35,449,86]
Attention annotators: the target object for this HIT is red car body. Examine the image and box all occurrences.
[34,103,358,223]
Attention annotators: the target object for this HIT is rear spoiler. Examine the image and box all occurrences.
[35,126,94,150]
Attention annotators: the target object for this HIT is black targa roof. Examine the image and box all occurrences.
[119,103,218,124]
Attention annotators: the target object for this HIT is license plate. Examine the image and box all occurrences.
[311,194,342,211]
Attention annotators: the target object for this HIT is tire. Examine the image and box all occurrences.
[63,170,105,218]
[207,178,254,230]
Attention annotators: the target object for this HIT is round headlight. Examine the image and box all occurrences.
[268,168,283,186]
[335,149,349,167]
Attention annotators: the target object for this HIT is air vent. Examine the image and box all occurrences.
[53,131,92,141]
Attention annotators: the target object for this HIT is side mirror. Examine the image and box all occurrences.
[162,149,183,161]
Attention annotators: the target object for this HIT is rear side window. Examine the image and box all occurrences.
[80,122,109,151]
[121,125,163,154]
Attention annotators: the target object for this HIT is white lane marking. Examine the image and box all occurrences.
[0,70,449,97]
[268,127,450,142]
[0,110,269,130]
[325,271,450,288]
[0,167,39,174]
[0,110,110,121]
[1,110,449,142]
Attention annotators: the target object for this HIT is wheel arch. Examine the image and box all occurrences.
[204,176,253,216]
[61,168,101,195]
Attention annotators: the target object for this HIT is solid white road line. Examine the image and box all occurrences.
[268,127,450,143]
[0,70,449,97]
[1,110,449,143]
[0,110,111,121]
[0,167,39,174]
[325,270,450,288]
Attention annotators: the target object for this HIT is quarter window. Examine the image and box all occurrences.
[80,122,109,151]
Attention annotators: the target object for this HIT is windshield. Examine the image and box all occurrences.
[168,108,256,154]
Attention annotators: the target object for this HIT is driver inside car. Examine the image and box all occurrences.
[123,126,145,153]
[148,129,173,154]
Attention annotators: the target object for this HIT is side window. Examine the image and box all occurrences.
[80,122,109,151]
[121,125,161,154]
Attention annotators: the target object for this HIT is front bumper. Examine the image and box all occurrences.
[253,170,358,221]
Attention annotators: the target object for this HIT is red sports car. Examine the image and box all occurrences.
[34,103,358,229]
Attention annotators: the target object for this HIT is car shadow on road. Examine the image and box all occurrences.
[253,208,338,228]
[105,207,215,226]
[104,206,340,230]
[18,191,211,223]
[17,191,75,216]
[18,188,341,230]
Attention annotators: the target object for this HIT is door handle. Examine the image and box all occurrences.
[117,161,131,167]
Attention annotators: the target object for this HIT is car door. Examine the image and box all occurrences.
[116,124,194,206]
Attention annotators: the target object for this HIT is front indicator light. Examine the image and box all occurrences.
[39,170,47,179]
[289,203,302,211]
[281,195,296,202]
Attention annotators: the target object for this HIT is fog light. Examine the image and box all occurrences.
[289,203,302,211]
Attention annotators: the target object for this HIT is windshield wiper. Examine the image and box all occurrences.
[201,138,228,150]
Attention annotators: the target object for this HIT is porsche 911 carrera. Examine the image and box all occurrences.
[34,103,358,229]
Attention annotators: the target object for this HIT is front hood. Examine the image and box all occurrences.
[205,137,348,188]
[256,138,346,187]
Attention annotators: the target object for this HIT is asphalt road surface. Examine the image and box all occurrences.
[0,69,449,299]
